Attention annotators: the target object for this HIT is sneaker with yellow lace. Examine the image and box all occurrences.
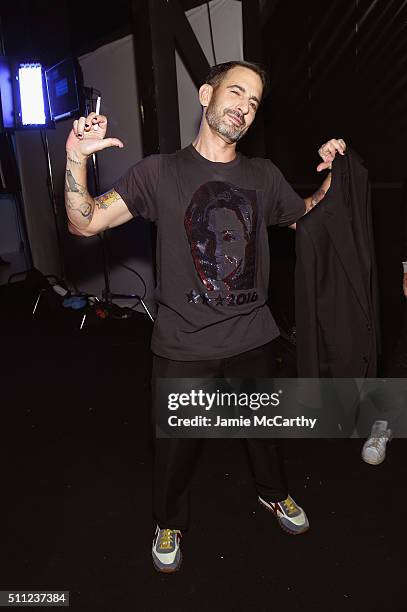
[258,494,309,535]
[152,526,182,572]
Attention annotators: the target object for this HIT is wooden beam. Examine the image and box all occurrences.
[242,0,262,63]
[172,0,210,89]
[131,0,180,154]
[240,0,265,156]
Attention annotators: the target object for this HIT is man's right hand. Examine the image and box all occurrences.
[65,112,124,160]
[64,112,132,237]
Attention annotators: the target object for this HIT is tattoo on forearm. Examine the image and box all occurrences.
[66,196,93,219]
[65,169,86,195]
[67,153,85,166]
[65,158,94,223]
[95,190,120,210]
[78,202,93,218]
[306,187,326,212]
[311,188,326,206]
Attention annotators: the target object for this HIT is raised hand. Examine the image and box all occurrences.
[317,138,346,172]
[65,112,124,160]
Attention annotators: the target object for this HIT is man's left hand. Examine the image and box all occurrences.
[317,138,346,172]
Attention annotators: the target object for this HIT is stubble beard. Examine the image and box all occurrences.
[205,99,248,144]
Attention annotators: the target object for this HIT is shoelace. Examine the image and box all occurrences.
[367,435,388,451]
[158,529,179,550]
[281,497,298,516]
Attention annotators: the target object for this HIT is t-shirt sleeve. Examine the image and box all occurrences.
[113,154,160,222]
[264,160,305,226]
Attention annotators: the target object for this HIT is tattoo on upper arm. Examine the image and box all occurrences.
[95,189,121,210]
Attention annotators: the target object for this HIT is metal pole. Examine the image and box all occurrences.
[43,130,66,280]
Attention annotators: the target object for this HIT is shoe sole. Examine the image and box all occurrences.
[258,497,310,535]
[152,551,183,573]
[362,454,386,465]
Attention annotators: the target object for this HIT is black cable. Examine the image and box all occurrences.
[116,261,147,301]
[98,232,148,302]
[206,2,217,65]
[39,132,54,204]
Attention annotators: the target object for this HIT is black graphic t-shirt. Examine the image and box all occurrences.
[114,144,305,360]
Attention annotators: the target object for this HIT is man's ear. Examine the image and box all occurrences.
[198,83,213,108]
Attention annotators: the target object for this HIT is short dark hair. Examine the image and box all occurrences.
[205,61,270,99]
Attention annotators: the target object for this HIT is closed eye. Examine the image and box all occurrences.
[231,90,257,111]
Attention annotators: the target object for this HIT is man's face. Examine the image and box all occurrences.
[205,66,263,143]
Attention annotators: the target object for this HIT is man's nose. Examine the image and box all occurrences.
[236,101,249,115]
[238,100,249,115]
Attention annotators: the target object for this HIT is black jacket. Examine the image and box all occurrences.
[402,180,407,262]
[295,149,380,377]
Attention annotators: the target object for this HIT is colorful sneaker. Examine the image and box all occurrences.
[152,526,182,573]
[362,420,392,465]
[258,494,309,535]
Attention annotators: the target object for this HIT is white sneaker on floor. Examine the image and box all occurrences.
[362,420,392,465]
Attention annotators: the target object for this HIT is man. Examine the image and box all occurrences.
[64,61,345,573]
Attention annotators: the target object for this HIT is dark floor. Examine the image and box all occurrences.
[1,280,405,612]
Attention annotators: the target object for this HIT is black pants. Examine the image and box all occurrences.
[151,339,289,530]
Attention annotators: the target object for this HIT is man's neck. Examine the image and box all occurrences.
[192,128,237,163]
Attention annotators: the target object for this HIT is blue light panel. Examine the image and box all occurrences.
[18,63,47,126]
[0,57,14,129]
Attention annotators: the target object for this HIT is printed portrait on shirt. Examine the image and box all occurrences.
[184,181,258,292]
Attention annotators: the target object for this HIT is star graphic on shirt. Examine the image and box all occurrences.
[215,294,225,306]
[186,290,200,303]
[201,293,211,305]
